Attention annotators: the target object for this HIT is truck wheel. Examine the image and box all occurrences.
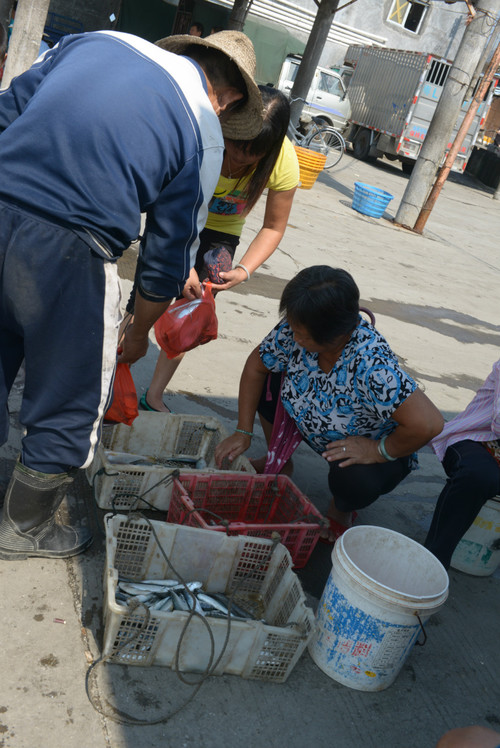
[312,116,331,128]
[353,129,375,161]
[401,161,414,175]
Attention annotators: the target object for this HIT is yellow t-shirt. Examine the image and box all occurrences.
[205,136,300,237]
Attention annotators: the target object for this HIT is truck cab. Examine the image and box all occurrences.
[277,55,351,133]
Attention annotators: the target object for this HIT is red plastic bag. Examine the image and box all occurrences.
[154,282,218,359]
[104,363,139,426]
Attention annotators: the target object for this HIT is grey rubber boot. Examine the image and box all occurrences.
[0,461,93,559]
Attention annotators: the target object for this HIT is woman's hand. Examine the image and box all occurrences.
[214,432,252,467]
[322,389,444,468]
[213,265,249,291]
[213,188,297,292]
[322,436,384,467]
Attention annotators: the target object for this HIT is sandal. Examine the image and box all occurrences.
[318,512,358,545]
[139,391,172,413]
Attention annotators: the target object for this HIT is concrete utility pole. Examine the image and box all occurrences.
[1,0,51,89]
[395,0,500,230]
[414,40,500,231]
[289,0,341,126]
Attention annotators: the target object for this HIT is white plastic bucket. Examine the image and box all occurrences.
[308,526,449,691]
[450,497,500,576]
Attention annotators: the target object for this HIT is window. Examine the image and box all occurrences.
[288,60,299,82]
[388,0,428,34]
[317,71,344,97]
[426,59,451,87]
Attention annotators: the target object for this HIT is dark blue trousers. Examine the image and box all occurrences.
[0,201,121,473]
[424,439,500,569]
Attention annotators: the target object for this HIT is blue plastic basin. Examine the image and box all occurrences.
[352,182,394,218]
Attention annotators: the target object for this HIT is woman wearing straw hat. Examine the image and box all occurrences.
[0,29,262,560]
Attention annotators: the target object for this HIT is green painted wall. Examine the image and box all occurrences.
[243,16,305,86]
[116,0,229,41]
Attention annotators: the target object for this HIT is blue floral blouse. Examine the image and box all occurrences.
[259,316,417,461]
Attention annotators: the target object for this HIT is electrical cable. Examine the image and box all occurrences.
[85,511,282,725]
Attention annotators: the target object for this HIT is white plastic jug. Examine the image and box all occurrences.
[450,497,500,576]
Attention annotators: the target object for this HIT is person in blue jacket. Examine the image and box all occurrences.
[0,30,263,560]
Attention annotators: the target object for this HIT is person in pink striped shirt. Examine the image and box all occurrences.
[425,358,500,568]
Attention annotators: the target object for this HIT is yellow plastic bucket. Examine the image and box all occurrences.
[294,145,327,190]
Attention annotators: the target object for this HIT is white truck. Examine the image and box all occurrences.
[243,17,351,133]
[342,44,498,173]
[276,55,351,133]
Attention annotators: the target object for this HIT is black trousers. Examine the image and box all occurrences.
[424,439,500,569]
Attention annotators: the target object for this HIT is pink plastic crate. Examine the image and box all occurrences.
[168,472,324,568]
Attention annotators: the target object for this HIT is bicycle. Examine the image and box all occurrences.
[287,101,346,169]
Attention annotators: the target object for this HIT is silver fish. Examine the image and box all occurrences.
[205,610,232,619]
[105,451,158,466]
[211,592,256,620]
[136,579,181,588]
[159,581,203,594]
[106,451,207,470]
[119,581,174,595]
[206,611,250,620]
[160,455,201,465]
[158,597,174,612]
[127,592,160,606]
[150,595,174,611]
[180,589,205,615]
[185,581,203,592]
[197,593,230,616]
[170,589,190,611]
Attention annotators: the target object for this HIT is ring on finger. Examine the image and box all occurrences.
[342,446,346,452]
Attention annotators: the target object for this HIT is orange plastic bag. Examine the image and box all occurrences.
[154,282,218,359]
[104,363,139,426]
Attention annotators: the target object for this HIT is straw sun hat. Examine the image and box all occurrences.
[156,31,263,140]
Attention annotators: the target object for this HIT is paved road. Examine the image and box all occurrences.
[1,152,499,748]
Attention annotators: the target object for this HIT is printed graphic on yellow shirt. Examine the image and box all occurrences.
[208,189,247,217]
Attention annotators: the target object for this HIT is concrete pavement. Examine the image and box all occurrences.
[1,151,499,748]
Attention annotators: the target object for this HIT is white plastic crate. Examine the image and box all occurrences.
[87,412,255,511]
[102,514,315,682]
